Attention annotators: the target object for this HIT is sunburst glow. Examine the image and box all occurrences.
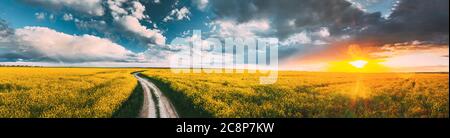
[349,60,368,69]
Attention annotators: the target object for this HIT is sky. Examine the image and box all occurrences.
[0,0,448,72]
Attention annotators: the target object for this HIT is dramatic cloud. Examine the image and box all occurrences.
[209,0,449,46]
[21,0,105,16]
[210,0,380,41]
[345,0,398,18]
[2,0,447,70]
[0,19,13,42]
[206,0,449,67]
[0,26,139,63]
[353,0,449,45]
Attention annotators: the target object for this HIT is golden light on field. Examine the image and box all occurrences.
[322,44,392,72]
[349,60,368,69]
[141,69,449,118]
[327,59,389,72]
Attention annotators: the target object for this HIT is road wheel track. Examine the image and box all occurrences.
[134,73,179,118]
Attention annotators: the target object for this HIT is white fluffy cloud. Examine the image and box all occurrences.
[27,0,105,16]
[107,0,147,20]
[280,32,312,45]
[211,19,271,38]
[107,0,166,45]
[4,26,138,62]
[62,13,73,21]
[118,16,166,45]
[108,0,129,19]
[317,27,330,37]
[131,1,147,20]
[163,7,191,22]
[22,0,167,48]
[35,12,46,20]
[193,0,209,11]
[280,27,331,46]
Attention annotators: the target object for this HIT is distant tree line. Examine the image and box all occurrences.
[0,64,43,67]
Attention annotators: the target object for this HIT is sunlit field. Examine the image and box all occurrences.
[0,67,140,118]
[1,67,448,118]
[142,69,449,118]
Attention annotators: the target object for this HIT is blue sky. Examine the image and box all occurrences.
[0,0,448,71]
[0,0,213,52]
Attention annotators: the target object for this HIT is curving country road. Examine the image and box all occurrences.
[134,73,179,118]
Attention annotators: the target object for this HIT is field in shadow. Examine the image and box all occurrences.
[112,81,144,118]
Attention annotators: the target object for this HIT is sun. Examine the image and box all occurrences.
[327,59,389,72]
[349,60,368,69]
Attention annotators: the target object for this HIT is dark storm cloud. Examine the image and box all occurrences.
[0,19,22,62]
[354,0,449,45]
[210,0,449,45]
[0,19,13,38]
[210,0,382,40]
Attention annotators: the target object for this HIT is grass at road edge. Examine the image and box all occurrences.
[138,73,213,118]
[112,80,144,118]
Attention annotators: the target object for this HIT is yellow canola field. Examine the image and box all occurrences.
[143,69,449,118]
[0,67,139,118]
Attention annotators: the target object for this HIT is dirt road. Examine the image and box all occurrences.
[134,73,179,118]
